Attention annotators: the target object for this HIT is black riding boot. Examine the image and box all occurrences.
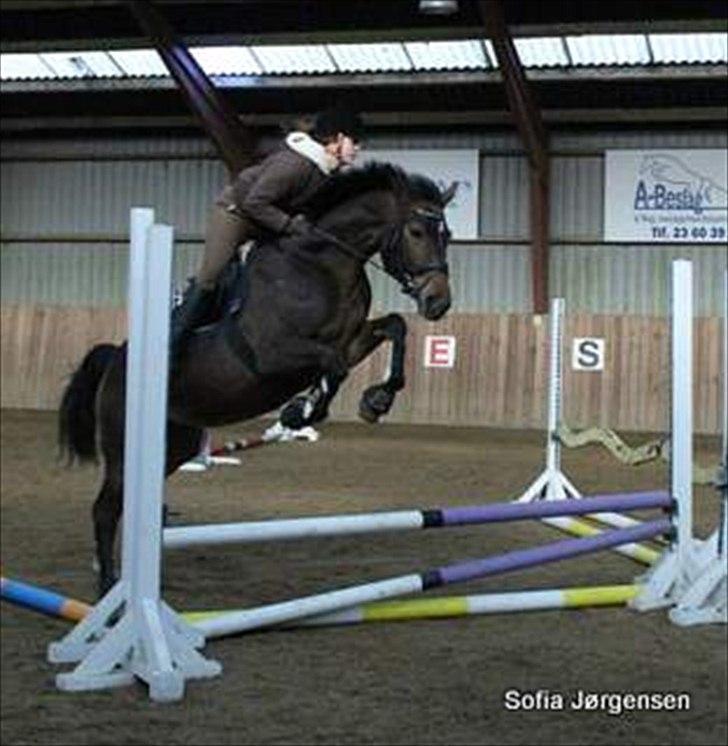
[169,282,215,365]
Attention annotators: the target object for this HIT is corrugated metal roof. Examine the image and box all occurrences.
[250,45,336,75]
[514,37,568,68]
[326,42,413,73]
[0,53,53,80]
[39,51,124,78]
[108,49,168,77]
[649,32,728,64]
[566,34,651,66]
[403,40,489,70]
[190,46,261,76]
[2,32,725,81]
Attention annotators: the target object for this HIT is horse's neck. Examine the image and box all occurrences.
[317,191,399,262]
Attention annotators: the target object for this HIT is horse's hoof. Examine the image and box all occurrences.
[358,402,379,423]
[358,385,395,423]
[280,396,312,430]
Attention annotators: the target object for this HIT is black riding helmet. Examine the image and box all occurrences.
[312,107,365,144]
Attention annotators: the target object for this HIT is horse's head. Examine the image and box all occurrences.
[303,163,456,321]
[383,177,456,321]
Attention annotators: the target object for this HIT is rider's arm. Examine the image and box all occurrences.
[234,152,313,235]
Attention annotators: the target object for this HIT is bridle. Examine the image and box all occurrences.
[380,207,451,297]
[311,206,451,298]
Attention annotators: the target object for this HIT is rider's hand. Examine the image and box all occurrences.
[286,214,313,237]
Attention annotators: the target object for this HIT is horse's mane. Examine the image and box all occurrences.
[303,161,444,221]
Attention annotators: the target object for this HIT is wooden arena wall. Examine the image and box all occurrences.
[1,304,723,435]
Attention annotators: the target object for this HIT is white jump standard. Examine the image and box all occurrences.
[634,264,727,625]
[516,297,659,566]
[48,209,221,702]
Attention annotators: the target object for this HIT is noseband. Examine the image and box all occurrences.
[380,207,451,298]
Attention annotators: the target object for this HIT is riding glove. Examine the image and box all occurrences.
[286,214,313,236]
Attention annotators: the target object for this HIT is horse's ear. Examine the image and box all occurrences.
[442,181,458,206]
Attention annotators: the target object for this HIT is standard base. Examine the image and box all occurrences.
[631,528,727,626]
[49,582,221,702]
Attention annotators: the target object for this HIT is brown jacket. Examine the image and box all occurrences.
[216,146,328,236]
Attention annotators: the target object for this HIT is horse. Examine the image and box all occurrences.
[58,162,457,596]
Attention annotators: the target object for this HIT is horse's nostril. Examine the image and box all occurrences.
[423,295,450,320]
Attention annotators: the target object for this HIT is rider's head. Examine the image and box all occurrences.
[312,107,364,168]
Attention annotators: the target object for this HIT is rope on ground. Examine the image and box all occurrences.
[555,424,719,486]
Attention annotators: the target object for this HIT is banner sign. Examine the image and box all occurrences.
[364,149,479,240]
[604,149,727,243]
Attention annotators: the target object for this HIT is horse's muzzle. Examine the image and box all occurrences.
[415,272,451,321]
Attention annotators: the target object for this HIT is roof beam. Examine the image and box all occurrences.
[479,0,550,314]
[125,0,253,175]
[3,107,727,133]
[4,65,723,95]
[3,21,726,54]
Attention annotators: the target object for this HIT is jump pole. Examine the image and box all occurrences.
[193,518,670,638]
[515,297,657,565]
[1,575,639,629]
[187,585,641,628]
[1,577,91,622]
[47,208,221,702]
[163,490,672,549]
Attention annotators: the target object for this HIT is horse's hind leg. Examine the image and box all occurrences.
[91,422,200,597]
[280,373,346,429]
[92,467,123,598]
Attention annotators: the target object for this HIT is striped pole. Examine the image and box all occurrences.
[210,434,268,456]
[164,490,671,549]
[539,516,661,565]
[186,585,640,628]
[1,577,91,622]
[194,518,670,638]
[1,576,638,630]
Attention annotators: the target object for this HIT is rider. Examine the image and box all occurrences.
[170,107,364,358]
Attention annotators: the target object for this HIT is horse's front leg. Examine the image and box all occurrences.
[348,314,407,423]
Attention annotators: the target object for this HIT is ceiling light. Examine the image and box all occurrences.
[418,0,459,16]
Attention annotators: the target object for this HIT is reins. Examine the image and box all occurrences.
[308,225,393,284]
[309,208,450,299]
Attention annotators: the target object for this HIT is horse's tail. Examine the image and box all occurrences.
[58,343,119,464]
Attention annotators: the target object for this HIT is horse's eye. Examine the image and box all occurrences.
[409,225,425,239]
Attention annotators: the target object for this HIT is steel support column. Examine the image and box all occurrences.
[479,0,550,313]
[127,0,254,176]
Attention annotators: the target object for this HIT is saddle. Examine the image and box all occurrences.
[212,256,249,320]
[176,257,249,331]
[193,232,325,329]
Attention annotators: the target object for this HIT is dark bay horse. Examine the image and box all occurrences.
[59,163,456,595]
